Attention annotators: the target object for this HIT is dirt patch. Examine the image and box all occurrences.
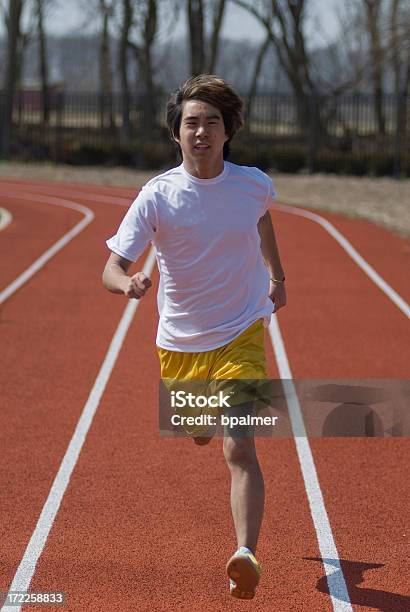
[0,161,409,239]
[273,173,409,240]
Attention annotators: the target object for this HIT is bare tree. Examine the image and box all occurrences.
[128,0,179,134]
[119,0,133,143]
[389,0,410,96]
[245,32,271,127]
[337,0,409,134]
[127,0,158,134]
[390,0,401,96]
[99,0,113,96]
[187,0,227,76]
[388,0,410,175]
[188,0,204,74]
[76,0,115,126]
[1,0,24,157]
[208,0,225,72]
[116,0,179,140]
[231,0,317,129]
[98,0,114,128]
[363,0,385,133]
[35,0,52,123]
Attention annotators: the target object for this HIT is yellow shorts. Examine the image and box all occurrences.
[157,319,269,439]
[157,318,267,381]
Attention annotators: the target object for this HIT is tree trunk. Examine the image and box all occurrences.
[207,0,226,73]
[140,0,157,135]
[389,0,401,97]
[1,0,24,158]
[36,0,49,124]
[119,0,133,144]
[99,0,113,129]
[245,32,271,129]
[364,0,385,134]
[187,0,204,76]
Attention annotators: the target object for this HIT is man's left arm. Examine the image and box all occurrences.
[257,210,287,311]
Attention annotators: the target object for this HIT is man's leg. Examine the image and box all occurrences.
[222,402,264,553]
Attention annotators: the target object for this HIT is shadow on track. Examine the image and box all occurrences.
[304,557,410,611]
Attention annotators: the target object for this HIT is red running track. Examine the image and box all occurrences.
[0,178,409,612]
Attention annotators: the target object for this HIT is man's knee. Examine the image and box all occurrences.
[223,435,256,467]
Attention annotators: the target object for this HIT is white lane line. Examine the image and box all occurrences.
[0,193,94,305]
[0,246,157,612]
[274,202,410,319]
[0,179,135,198]
[0,182,132,207]
[269,315,353,611]
[0,207,13,231]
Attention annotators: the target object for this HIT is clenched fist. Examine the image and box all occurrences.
[269,280,286,312]
[123,271,152,299]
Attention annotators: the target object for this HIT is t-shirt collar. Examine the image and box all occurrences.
[180,161,229,185]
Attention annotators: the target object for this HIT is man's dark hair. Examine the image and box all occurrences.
[166,74,244,159]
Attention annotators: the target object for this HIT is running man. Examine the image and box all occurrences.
[102,74,286,600]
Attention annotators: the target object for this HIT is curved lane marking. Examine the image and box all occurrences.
[0,181,131,207]
[4,183,409,319]
[274,202,410,319]
[0,191,94,306]
[0,246,157,612]
[0,207,13,231]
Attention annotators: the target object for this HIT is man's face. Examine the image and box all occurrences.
[175,99,229,165]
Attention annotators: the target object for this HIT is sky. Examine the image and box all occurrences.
[2,0,341,48]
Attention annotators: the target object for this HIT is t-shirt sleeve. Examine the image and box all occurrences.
[105,186,158,262]
[261,175,278,217]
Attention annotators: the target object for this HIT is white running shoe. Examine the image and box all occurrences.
[226,547,262,599]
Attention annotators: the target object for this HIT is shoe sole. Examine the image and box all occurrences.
[226,555,260,599]
[193,435,214,445]
[192,423,217,445]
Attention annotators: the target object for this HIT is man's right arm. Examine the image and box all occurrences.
[102,252,151,299]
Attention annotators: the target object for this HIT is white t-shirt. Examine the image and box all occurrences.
[106,161,277,352]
